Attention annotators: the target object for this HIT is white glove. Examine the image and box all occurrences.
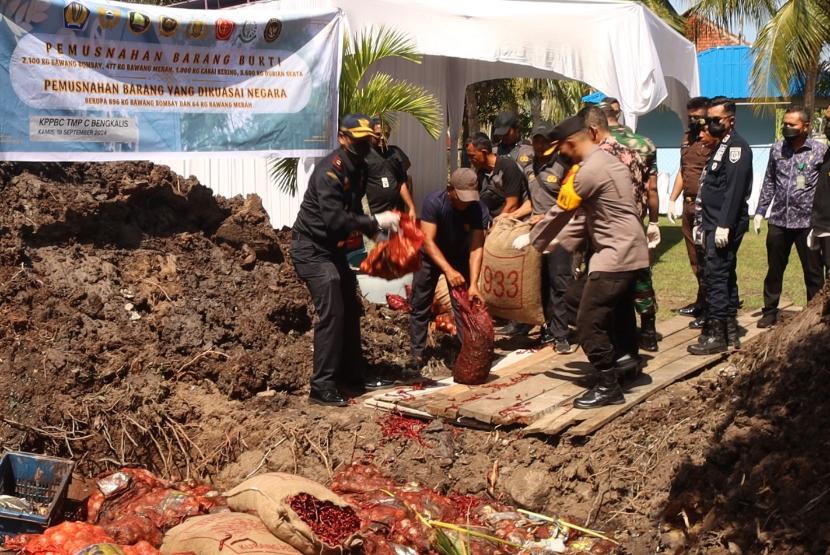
[807,229,819,250]
[374,211,400,232]
[512,233,531,250]
[646,222,661,249]
[666,202,677,224]
[753,214,763,234]
[715,226,729,248]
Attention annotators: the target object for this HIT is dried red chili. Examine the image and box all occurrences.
[361,214,425,280]
[378,413,430,446]
[287,493,361,546]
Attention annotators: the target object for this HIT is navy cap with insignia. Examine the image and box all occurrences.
[550,116,586,141]
[493,111,520,137]
[531,121,555,139]
[340,113,378,139]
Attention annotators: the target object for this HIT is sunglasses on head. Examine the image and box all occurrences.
[704,116,726,126]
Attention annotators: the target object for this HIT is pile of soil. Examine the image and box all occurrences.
[2,161,828,554]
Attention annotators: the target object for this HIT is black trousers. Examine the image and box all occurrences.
[762,224,824,315]
[704,227,745,321]
[576,271,639,372]
[409,258,464,361]
[541,249,573,339]
[290,236,365,393]
[820,236,830,281]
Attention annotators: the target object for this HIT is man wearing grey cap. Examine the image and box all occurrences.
[493,111,532,163]
[408,168,489,369]
[513,116,649,409]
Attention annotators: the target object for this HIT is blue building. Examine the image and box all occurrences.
[587,45,785,215]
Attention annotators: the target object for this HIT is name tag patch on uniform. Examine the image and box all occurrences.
[381,177,390,188]
[713,144,727,162]
[729,147,742,163]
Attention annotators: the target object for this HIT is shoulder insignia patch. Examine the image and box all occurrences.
[332,155,342,170]
[546,175,558,183]
[729,147,742,163]
[713,143,727,162]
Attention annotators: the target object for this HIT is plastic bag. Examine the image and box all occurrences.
[360,214,424,280]
[451,288,494,385]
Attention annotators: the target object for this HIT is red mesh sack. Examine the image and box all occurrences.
[360,214,424,280]
[385,293,411,312]
[450,288,494,385]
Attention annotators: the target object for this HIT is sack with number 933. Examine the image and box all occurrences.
[479,218,543,325]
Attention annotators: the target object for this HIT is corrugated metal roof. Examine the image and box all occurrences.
[583,45,786,103]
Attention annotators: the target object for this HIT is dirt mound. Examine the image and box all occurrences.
[0,162,417,475]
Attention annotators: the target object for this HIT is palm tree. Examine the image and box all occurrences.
[691,0,830,117]
[270,27,442,196]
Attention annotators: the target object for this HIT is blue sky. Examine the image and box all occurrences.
[669,0,760,42]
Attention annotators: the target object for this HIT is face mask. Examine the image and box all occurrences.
[346,139,371,159]
[707,118,728,138]
[782,125,802,140]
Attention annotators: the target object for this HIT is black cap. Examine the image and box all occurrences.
[340,113,377,139]
[531,121,555,139]
[493,111,520,137]
[550,116,586,142]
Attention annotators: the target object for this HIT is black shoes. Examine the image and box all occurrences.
[726,318,741,349]
[574,370,625,409]
[539,325,556,345]
[757,312,777,329]
[639,315,659,352]
[497,322,532,336]
[309,389,348,407]
[363,377,394,390]
[615,354,643,382]
[688,316,706,329]
[688,319,727,355]
[677,303,701,317]
[554,337,577,354]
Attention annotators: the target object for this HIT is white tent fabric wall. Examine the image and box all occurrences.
[158,0,701,227]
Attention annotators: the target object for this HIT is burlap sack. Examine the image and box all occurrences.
[479,218,543,325]
[433,275,452,315]
[160,513,300,555]
[223,473,360,555]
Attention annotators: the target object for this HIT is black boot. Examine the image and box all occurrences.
[639,314,658,352]
[688,319,727,355]
[688,315,706,330]
[726,318,740,349]
[574,368,625,409]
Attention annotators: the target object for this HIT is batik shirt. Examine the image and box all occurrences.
[609,124,658,179]
[756,138,828,229]
[598,137,648,219]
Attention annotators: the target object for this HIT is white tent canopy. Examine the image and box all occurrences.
[223,0,701,219]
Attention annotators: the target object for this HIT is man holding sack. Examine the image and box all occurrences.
[512,116,649,409]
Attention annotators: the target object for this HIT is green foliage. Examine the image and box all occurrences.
[270,27,442,196]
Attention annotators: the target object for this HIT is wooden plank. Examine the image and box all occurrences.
[363,398,433,418]
[522,308,785,436]
[457,374,574,424]
[563,311,778,437]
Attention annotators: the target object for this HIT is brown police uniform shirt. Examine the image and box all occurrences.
[680,140,714,197]
[529,146,649,274]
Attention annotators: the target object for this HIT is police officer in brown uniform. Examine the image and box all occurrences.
[513,116,649,408]
[667,97,713,325]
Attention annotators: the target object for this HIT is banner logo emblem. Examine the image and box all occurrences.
[127,11,150,34]
[239,21,256,43]
[215,18,235,40]
[264,18,282,42]
[159,16,178,37]
[187,20,206,39]
[64,1,90,30]
[96,7,119,30]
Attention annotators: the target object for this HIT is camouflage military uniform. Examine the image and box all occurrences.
[609,124,658,180]
[598,135,657,320]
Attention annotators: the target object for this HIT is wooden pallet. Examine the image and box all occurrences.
[365,306,790,436]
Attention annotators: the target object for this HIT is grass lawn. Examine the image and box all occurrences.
[652,221,811,321]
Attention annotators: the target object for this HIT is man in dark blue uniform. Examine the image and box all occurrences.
[291,114,401,406]
[688,97,753,355]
